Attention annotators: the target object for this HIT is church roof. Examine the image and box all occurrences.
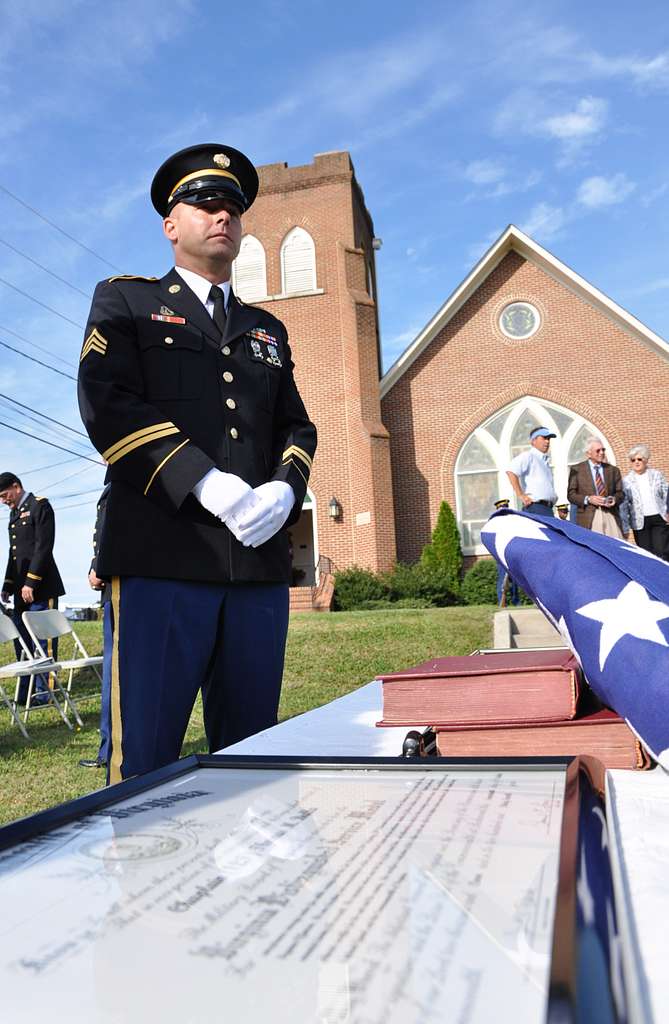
[380,223,669,397]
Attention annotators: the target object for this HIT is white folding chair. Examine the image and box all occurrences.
[0,611,73,737]
[22,609,99,726]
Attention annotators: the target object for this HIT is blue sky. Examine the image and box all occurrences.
[1,0,668,601]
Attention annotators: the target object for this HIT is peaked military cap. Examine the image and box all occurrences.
[151,143,259,216]
[0,471,20,490]
[493,498,510,509]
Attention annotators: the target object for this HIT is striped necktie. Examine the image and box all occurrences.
[594,465,607,497]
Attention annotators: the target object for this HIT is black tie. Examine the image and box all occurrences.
[209,285,227,336]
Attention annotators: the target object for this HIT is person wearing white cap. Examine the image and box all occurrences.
[506,427,557,519]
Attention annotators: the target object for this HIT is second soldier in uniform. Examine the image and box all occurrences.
[78,143,317,783]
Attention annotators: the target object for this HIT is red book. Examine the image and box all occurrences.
[433,710,649,770]
[376,649,581,727]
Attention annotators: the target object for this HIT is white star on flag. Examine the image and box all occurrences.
[556,615,583,666]
[481,513,551,569]
[617,539,667,565]
[576,580,669,670]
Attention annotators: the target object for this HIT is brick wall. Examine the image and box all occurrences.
[243,152,397,573]
[382,250,669,564]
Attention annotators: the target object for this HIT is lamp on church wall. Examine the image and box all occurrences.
[328,496,342,520]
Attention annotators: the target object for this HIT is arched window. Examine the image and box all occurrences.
[454,397,615,552]
[280,227,317,294]
[232,235,267,301]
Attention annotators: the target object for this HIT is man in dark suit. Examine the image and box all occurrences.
[567,438,623,532]
[78,143,317,784]
[0,472,65,703]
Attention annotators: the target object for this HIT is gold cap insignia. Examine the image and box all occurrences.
[168,284,181,294]
[213,153,231,169]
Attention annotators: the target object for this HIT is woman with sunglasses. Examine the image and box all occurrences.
[620,444,669,559]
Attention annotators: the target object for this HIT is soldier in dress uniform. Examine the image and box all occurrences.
[0,471,65,703]
[77,143,317,784]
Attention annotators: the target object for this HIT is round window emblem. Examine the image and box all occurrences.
[499,302,541,339]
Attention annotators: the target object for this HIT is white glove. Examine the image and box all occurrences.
[235,481,295,548]
[192,468,253,520]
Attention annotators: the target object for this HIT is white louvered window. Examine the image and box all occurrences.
[281,227,317,294]
[232,235,267,301]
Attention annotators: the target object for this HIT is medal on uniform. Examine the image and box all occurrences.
[151,313,187,324]
[266,344,282,367]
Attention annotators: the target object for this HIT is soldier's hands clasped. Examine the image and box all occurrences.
[234,481,295,548]
[193,468,254,520]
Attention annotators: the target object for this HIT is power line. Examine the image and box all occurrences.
[0,182,121,272]
[0,402,90,454]
[1,496,99,520]
[20,456,83,475]
[0,323,77,369]
[49,487,101,500]
[0,392,89,438]
[52,499,98,512]
[0,274,84,330]
[40,463,100,491]
[0,337,77,381]
[0,237,92,299]
[0,419,103,463]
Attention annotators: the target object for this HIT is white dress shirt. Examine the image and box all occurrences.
[175,266,230,316]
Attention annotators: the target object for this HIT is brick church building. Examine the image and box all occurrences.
[235,152,669,592]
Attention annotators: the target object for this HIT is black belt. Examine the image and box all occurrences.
[534,500,553,507]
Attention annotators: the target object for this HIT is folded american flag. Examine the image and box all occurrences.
[481,509,669,767]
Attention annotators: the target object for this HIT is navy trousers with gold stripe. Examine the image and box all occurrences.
[108,577,289,784]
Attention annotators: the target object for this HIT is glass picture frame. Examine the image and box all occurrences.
[0,754,624,1023]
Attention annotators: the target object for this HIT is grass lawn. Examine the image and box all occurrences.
[0,605,493,826]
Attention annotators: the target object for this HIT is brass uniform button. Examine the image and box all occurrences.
[221,345,231,356]
[168,284,181,294]
[164,337,174,345]
[230,427,238,439]
[226,398,236,410]
[223,371,233,383]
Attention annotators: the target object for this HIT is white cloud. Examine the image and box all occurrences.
[520,202,567,242]
[577,174,636,208]
[584,50,669,89]
[541,96,607,141]
[463,159,506,185]
[494,91,608,165]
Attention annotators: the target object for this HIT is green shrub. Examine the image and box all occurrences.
[384,561,460,607]
[333,565,389,610]
[462,558,499,605]
[420,500,463,590]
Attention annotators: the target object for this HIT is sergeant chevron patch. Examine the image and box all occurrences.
[80,328,108,361]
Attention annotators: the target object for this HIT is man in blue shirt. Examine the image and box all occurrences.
[506,427,557,519]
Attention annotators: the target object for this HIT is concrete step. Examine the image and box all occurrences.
[494,608,565,649]
[514,634,566,648]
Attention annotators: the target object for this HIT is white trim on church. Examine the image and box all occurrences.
[380,224,669,397]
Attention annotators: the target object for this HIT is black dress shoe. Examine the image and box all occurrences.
[78,758,107,768]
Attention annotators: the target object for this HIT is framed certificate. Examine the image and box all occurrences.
[0,755,620,1023]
